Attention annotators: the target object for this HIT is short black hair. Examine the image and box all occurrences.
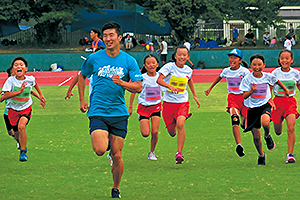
[91,27,101,37]
[11,56,28,68]
[101,21,122,36]
[250,53,265,64]
[6,66,13,77]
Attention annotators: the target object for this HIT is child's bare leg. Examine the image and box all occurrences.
[230,108,241,145]
[261,114,271,137]
[176,116,186,153]
[140,119,150,137]
[150,116,160,152]
[18,117,28,151]
[252,128,264,155]
[286,114,296,154]
[274,122,283,135]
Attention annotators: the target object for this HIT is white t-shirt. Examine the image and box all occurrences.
[284,39,292,50]
[161,41,168,55]
[271,67,300,97]
[2,75,36,111]
[159,62,192,103]
[138,73,161,106]
[183,42,191,51]
[220,66,250,94]
[240,72,277,108]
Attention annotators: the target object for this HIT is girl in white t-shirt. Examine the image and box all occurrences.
[205,48,250,157]
[271,50,300,163]
[129,54,161,161]
[157,46,200,164]
[240,54,289,165]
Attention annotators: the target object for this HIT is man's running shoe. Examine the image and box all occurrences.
[264,134,275,150]
[236,144,245,157]
[111,188,121,198]
[107,151,113,166]
[19,152,28,162]
[17,142,20,150]
[258,153,266,165]
[175,152,184,164]
[286,153,296,164]
[148,151,157,160]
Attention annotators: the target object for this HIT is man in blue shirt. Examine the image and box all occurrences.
[232,26,239,45]
[78,21,142,198]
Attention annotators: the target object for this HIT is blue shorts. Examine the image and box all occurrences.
[89,116,129,139]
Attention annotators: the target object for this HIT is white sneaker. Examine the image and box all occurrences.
[107,151,113,166]
[148,151,157,160]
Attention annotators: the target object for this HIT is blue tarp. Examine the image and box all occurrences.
[70,9,172,35]
[0,20,31,37]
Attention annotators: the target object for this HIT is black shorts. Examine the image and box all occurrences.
[3,114,12,131]
[160,54,167,62]
[244,103,271,132]
[138,111,161,121]
[89,116,128,139]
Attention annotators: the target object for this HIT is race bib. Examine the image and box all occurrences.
[251,83,268,99]
[12,86,31,103]
[145,86,161,101]
[168,75,188,94]
[227,77,242,92]
[277,80,295,96]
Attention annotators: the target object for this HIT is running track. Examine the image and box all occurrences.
[0,68,278,87]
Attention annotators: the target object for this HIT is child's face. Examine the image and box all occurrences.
[279,51,293,70]
[251,58,265,74]
[229,55,242,69]
[144,57,158,73]
[13,60,27,77]
[174,48,189,67]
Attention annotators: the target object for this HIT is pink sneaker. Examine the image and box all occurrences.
[175,152,184,164]
[286,153,296,164]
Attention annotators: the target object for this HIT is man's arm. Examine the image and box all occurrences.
[78,73,89,113]
[112,75,142,93]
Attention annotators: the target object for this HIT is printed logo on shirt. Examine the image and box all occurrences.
[97,65,125,79]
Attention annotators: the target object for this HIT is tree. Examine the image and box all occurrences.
[0,0,110,45]
[126,0,291,42]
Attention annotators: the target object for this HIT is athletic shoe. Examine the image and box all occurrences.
[148,151,157,160]
[286,153,296,164]
[19,152,28,162]
[264,134,275,150]
[258,153,266,165]
[17,142,20,150]
[107,151,113,166]
[111,188,121,198]
[175,152,184,164]
[236,144,245,157]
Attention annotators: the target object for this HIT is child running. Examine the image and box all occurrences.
[1,66,43,149]
[157,45,200,164]
[205,48,250,157]
[240,54,289,165]
[1,57,46,162]
[128,54,161,160]
[271,50,300,163]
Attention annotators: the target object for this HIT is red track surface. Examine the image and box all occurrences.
[0,69,278,87]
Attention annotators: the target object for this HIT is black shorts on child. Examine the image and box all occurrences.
[244,103,271,132]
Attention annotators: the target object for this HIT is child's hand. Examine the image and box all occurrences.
[168,85,180,94]
[194,96,201,108]
[204,88,211,96]
[20,82,26,93]
[128,107,133,116]
[39,95,46,109]
[65,91,73,99]
[268,99,276,111]
[250,83,257,92]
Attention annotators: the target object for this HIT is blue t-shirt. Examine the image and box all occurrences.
[81,50,142,117]
[233,28,239,39]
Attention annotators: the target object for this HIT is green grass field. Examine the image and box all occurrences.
[1,83,300,199]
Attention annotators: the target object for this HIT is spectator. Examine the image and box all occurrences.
[232,26,239,45]
[287,23,296,46]
[159,37,168,65]
[90,28,105,53]
[263,31,271,46]
[270,37,276,48]
[240,28,256,46]
[284,35,292,51]
[124,34,133,50]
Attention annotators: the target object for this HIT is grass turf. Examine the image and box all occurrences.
[1,83,299,199]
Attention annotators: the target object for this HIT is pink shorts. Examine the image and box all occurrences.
[227,93,248,118]
[137,102,162,118]
[162,101,190,131]
[272,96,299,124]
[8,106,32,126]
